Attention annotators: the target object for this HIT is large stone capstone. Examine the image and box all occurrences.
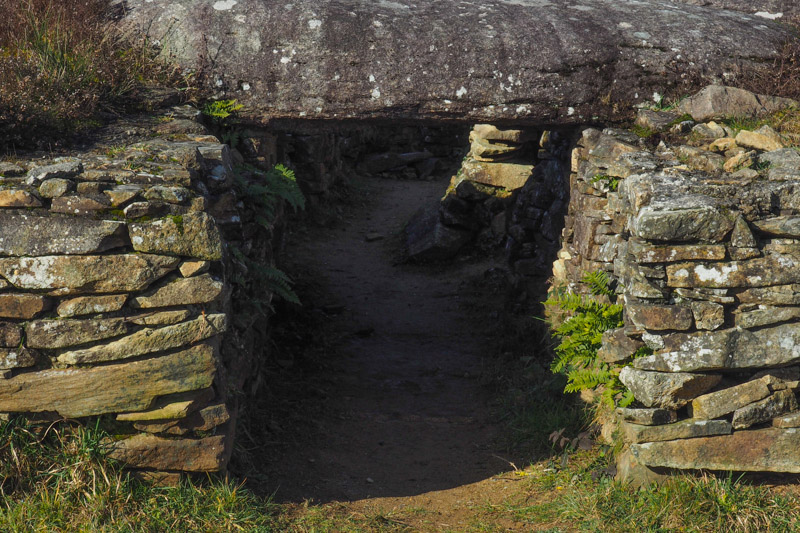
[121,0,793,125]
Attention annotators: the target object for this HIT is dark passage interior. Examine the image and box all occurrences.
[229,121,576,503]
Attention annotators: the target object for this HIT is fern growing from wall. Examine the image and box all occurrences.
[545,271,635,408]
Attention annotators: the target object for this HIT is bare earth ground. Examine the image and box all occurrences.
[252,174,560,531]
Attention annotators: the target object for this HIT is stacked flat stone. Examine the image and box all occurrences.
[406,124,577,266]
[557,85,800,480]
[0,109,244,480]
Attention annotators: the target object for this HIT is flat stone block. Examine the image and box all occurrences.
[631,428,800,473]
[0,294,50,319]
[691,378,770,420]
[627,303,693,331]
[0,255,179,295]
[617,407,677,426]
[0,344,216,418]
[130,274,224,309]
[0,214,126,256]
[732,390,798,430]
[129,212,223,260]
[622,419,731,444]
[108,433,228,472]
[619,367,720,410]
[58,314,226,364]
[667,254,800,289]
[628,240,726,263]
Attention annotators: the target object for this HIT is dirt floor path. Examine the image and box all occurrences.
[261,175,541,529]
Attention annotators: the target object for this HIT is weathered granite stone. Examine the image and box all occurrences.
[0,254,179,294]
[50,195,111,215]
[470,139,519,161]
[117,388,214,421]
[130,274,224,309]
[143,186,192,204]
[598,328,645,364]
[0,214,127,256]
[628,240,726,263]
[0,162,24,176]
[752,216,800,238]
[461,159,533,190]
[631,428,800,472]
[622,419,731,444]
[0,324,20,350]
[735,306,800,329]
[129,213,223,260]
[616,407,678,426]
[122,1,792,125]
[107,433,227,472]
[56,294,128,317]
[76,182,110,196]
[0,348,37,370]
[129,310,193,326]
[691,377,770,419]
[0,344,215,417]
[735,125,785,152]
[636,324,800,372]
[731,215,757,248]
[689,301,725,331]
[690,121,728,140]
[0,189,42,208]
[729,247,761,261]
[619,367,721,410]
[471,125,532,143]
[774,411,800,428]
[104,185,142,207]
[0,294,50,319]
[627,303,693,331]
[723,150,755,173]
[760,147,800,173]
[26,160,82,185]
[179,260,210,277]
[133,403,230,436]
[123,201,188,219]
[636,110,681,132]
[58,314,226,364]
[675,145,725,173]
[737,284,800,305]
[406,203,472,262]
[674,287,734,304]
[667,254,800,288]
[38,178,73,198]
[732,390,798,429]
[708,137,737,153]
[632,205,733,242]
[676,86,796,122]
[25,318,128,349]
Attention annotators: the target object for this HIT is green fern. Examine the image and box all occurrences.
[545,272,626,407]
[235,163,305,230]
[230,245,300,307]
[201,99,243,124]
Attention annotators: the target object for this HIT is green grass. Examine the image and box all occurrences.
[473,446,800,533]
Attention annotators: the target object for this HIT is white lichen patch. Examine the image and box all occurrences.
[308,19,322,29]
[212,0,237,11]
[695,264,738,283]
[456,86,467,98]
[371,88,381,99]
[754,11,782,20]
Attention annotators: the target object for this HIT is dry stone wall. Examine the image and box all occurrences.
[554,85,800,481]
[0,107,262,479]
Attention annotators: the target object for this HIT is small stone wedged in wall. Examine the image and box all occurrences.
[556,85,800,482]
